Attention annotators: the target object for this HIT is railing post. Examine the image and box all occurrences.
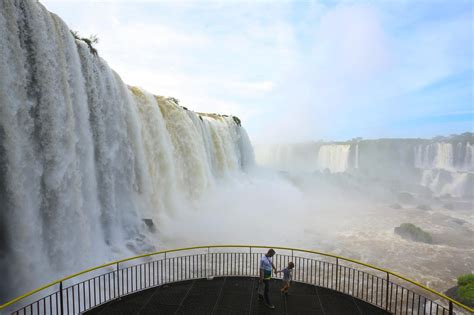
[385,272,390,311]
[207,247,210,278]
[249,247,252,276]
[449,301,453,315]
[59,281,64,315]
[335,258,339,291]
[116,262,120,299]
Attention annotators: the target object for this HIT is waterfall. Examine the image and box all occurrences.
[0,0,253,302]
[253,143,319,172]
[414,143,454,170]
[255,139,473,197]
[413,142,474,196]
[414,142,474,172]
[354,144,359,169]
[463,142,474,172]
[254,143,352,173]
[421,169,473,198]
[317,144,351,173]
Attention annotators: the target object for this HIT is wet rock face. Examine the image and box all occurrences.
[445,274,474,308]
[416,204,432,211]
[394,223,433,244]
[397,192,415,204]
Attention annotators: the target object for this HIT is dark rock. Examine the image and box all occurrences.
[398,192,415,203]
[443,203,454,210]
[232,116,241,126]
[445,285,474,308]
[142,218,156,232]
[416,204,432,211]
[451,218,467,225]
[390,203,402,209]
[394,223,433,244]
[167,97,179,104]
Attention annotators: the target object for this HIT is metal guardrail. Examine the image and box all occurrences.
[0,245,472,314]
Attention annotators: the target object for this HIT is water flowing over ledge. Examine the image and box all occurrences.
[255,136,474,198]
[0,0,254,302]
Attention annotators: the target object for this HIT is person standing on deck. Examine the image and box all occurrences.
[259,248,277,309]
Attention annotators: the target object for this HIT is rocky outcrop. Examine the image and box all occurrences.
[394,223,433,244]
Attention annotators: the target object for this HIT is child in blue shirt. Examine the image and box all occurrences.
[278,262,295,295]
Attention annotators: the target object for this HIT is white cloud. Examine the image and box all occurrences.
[312,4,391,81]
[41,0,473,143]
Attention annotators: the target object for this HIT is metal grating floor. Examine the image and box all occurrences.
[86,277,390,314]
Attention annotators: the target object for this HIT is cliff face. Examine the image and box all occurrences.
[255,134,474,198]
[0,0,254,302]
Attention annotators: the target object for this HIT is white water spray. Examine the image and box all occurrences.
[0,0,253,301]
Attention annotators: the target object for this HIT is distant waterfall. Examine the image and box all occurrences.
[0,0,253,302]
[413,142,473,197]
[354,144,359,169]
[255,139,473,197]
[414,143,454,170]
[254,143,351,173]
[415,142,474,172]
[253,143,319,172]
[317,144,351,173]
[421,169,472,197]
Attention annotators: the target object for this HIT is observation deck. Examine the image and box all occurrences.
[85,276,389,314]
[1,245,472,315]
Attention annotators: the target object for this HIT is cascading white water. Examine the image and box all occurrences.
[463,142,474,172]
[253,143,320,173]
[414,142,474,196]
[415,143,454,170]
[0,0,253,302]
[421,169,471,197]
[354,144,359,169]
[255,140,473,197]
[317,144,351,173]
[415,142,474,172]
[254,143,351,173]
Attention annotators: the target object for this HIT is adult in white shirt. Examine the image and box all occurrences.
[259,248,277,309]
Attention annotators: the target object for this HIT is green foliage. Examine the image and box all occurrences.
[71,31,80,39]
[457,283,474,306]
[70,30,99,56]
[394,223,433,244]
[167,97,179,105]
[458,274,474,286]
[232,116,241,126]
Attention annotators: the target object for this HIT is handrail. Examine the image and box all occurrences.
[1,244,472,313]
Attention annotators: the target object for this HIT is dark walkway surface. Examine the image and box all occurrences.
[86,277,390,314]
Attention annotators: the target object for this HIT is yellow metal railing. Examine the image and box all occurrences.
[1,245,472,314]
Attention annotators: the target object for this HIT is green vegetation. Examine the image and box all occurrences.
[232,116,241,126]
[167,97,180,105]
[71,31,99,55]
[457,274,474,307]
[458,274,474,286]
[394,223,433,244]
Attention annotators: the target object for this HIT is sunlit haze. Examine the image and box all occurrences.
[1,0,473,311]
[41,0,473,143]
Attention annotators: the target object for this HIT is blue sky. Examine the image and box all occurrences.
[41,0,473,143]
